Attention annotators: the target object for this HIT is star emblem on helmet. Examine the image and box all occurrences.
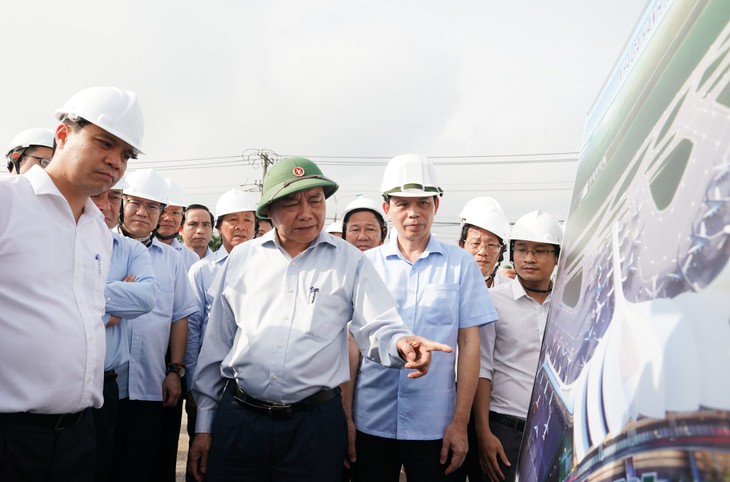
[292,166,305,177]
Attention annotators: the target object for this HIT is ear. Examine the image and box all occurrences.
[55,123,70,149]
[382,201,390,215]
[10,151,21,161]
[433,196,440,214]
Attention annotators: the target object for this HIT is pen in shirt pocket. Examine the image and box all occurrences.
[308,287,319,304]
[95,254,102,275]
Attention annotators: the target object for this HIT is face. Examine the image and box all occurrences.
[51,123,134,196]
[122,195,163,238]
[384,195,438,244]
[463,226,503,278]
[256,219,273,238]
[269,187,326,251]
[157,205,185,238]
[16,146,54,175]
[218,211,255,252]
[345,210,383,251]
[90,189,123,229]
[181,208,214,250]
[512,240,558,284]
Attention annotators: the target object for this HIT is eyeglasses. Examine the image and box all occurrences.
[22,154,51,168]
[125,198,163,214]
[513,247,556,258]
[466,241,503,254]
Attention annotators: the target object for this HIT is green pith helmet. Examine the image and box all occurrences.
[256,157,339,219]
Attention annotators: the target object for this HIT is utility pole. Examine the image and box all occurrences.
[241,149,280,193]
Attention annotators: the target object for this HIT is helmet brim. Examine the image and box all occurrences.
[256,177,338,219]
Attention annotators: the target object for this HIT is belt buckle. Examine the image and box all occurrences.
[267,404,293,418]
[54,411,83,431]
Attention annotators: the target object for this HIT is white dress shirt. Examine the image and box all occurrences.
[480,277,551,419]
[0,166,112,413]
[193,231,413,433]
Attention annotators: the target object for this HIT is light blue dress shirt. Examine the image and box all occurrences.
[354,235,498,440]
[103,231,158,371]
[171,237,200,271]
[184,247,229,390]
[193,231,414,433]
[116,237,198,400]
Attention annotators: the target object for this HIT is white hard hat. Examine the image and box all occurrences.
[6,128,55,157]
[111,175,128,191]
[55,86,144,153]
[511,210,562,245]
[215,189,258,219]
[326,221,343,234]
[459,197,510,241]
[164,178,187,207]
[342,196,386,225]
[123,168,167,204]
[380,153,443,198]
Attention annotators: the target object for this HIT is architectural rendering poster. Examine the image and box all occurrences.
[518,0,730,480]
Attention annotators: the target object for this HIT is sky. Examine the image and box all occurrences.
[1,0,648,241]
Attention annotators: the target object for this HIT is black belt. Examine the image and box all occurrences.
[490,411,525,432]
[0,408,88,431]
[104,370,117,380]
[230,382,341,419]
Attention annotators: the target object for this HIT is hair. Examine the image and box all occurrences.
[184,204,214,226]
[343,208,388,242]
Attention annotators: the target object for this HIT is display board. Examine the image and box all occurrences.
[518,0,730,479]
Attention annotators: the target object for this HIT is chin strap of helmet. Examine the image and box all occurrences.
[155,231,179,241]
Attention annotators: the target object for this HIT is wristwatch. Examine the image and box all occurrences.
[166,363,186,378]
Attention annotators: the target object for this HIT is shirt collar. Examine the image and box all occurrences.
[509,277,552,303]
[24,165,104,223]
[384,233,444,260]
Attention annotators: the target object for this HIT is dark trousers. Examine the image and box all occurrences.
[452,412,481,482]
[112,399,164,482]
[351,431,454,482]
[0,408,96,482]
[486,413,524,482]
[151,388,185,482]
[206,382,347,481]
[93,372,119,482]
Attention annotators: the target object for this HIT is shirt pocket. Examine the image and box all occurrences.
[421,283,459,326]
[305,292,346,342]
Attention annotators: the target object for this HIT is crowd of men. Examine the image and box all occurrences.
[0,86,564,482]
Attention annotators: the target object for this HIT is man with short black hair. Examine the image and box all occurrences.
[0,86,143,482]
[182,203,214,259]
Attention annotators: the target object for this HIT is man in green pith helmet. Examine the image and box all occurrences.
[188,157,452,482]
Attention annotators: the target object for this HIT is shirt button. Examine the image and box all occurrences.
[287,287,293,293]
[277,343,283,348]
[272,375,278,381]
[408,314,413,319]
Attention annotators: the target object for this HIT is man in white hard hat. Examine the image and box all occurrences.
[5,127,55,175]
[183,189,258,475]
[342,195,388,252]
[474,210,562,482]
[89,176,158,482]
[113,168,197,482]
[0,86,142,481]
[156,178,200,271]
[181,204,214,259]
[454,197,512,482]
[188,157,452,482]
[458,197,512,289]
[351,154,498,482]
